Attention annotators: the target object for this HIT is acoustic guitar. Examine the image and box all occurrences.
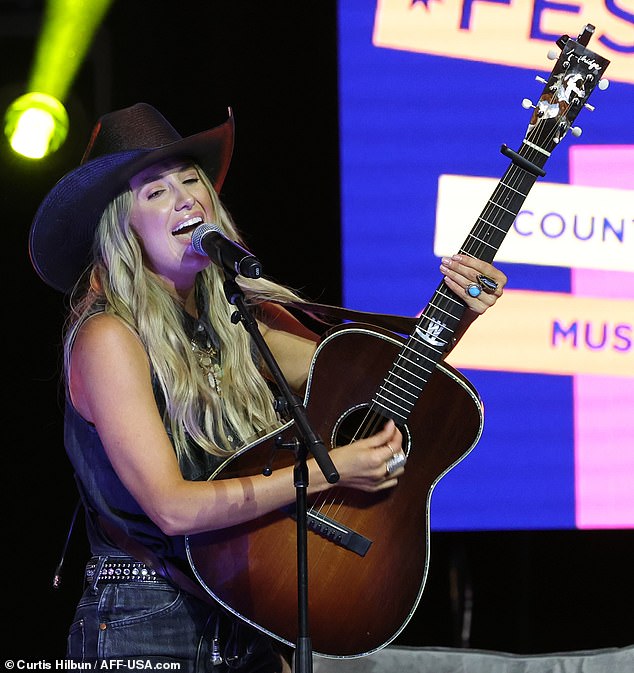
[186,26,610,658]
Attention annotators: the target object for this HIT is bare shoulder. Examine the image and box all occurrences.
[72,312,149,377]
[74,312,140,348]
[73,312,150,366]
[70,313,150,420]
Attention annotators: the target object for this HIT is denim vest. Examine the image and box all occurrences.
[65,307,226,565]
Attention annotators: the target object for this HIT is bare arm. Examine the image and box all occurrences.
[69,313,402,537]
[257,302,319,391]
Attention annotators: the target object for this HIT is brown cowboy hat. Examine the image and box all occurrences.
[29,102,235,293]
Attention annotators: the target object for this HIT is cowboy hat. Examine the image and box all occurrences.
[29,102,235,293]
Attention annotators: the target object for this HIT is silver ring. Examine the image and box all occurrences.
[466,282,482,298]
[477,274,499,293]
[385,451,406,476]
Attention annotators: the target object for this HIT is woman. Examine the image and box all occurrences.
[30,103,506,672]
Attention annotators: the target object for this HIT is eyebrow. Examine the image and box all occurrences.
[135,163,196,187]
[138,172,165,185]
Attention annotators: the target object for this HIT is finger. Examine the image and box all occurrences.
[441,255,506,292]
[355,476,400,493]
[440,258,505,311]
[441,273,496,313]
[476,273,499,293]
[384,448,407,477]
[440,255,483,291]
[372,418,394,441]
[370,419,401,451]
[375,476,401,491]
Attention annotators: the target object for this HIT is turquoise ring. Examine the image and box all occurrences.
[466,283,482,298]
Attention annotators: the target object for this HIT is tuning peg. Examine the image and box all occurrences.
[584,103,595,112]
[547,49,559,60]
[522,98,535,110]
[571,126,583,137]
[598,79,610,90]
[535,76,548,84]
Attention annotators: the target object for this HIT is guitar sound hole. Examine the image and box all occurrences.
[332,406,409,454]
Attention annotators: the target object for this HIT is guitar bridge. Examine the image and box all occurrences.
[286,506,372,557]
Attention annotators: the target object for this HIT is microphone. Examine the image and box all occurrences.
[191,223,262,279]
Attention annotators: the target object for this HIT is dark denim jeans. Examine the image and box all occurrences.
[67,564,282,673]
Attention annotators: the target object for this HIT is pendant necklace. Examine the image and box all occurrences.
[191,339,223,396]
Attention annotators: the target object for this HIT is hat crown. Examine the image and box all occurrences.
[31,102,234,293]
[82,103,183,164]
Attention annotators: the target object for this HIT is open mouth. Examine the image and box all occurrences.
[172,216,203,236]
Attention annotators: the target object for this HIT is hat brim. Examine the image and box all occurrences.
[29,113,234,294]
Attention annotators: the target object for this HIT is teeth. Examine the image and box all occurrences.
[173,217,203,235]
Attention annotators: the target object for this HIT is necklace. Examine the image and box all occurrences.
[191,340,223,396]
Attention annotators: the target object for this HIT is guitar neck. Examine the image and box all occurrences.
[370,152,540,425]
[461,148,543,264]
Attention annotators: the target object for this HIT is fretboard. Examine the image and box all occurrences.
[370,143,545,425]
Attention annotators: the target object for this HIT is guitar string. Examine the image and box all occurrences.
[307,95,576,523]
[307,105,569,522]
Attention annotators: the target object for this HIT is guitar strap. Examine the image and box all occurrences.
[285,300,418,336]
[98,514,217,606]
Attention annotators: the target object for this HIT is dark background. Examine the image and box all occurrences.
[2,0,632,661]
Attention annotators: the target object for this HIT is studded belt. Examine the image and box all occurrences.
[85,557,161,584]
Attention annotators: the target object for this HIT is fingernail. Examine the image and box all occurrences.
[441,256,451,266]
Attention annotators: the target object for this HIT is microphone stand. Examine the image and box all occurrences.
[222,273,340,673]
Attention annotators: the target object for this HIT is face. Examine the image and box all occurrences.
[129,160,215,294]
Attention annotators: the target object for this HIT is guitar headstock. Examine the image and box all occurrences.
[523,24,610,154]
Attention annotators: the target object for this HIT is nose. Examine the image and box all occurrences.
[175,184,195,210]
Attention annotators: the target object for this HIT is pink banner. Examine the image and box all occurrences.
[570,145,634,529]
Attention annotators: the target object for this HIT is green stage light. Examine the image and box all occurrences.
[4,0,113,159]
[29,0,113,103]
[5,92,69,159]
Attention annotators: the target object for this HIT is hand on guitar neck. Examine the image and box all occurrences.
[440,253,508,351]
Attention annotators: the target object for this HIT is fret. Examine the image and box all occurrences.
[409,334,444,356]
[476,216,507,233]
[464,233,498,251]
[487,199,516,216]
[498,181,528,197]
[427,299,461,317]
[373,392,411,417]
[433,287,465,307]
[397,348,436,372]
[388,361,427,384]
[376,385,423,410]
[389,370,427,390]
[435,290,464,309]
[370,404,408,424]
[392,362,427,384]
[381,382,419,403]
[425,302,460,321]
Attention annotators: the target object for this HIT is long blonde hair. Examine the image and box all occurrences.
[64,167,303,463]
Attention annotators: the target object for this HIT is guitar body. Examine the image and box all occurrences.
[186,324,483,657]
